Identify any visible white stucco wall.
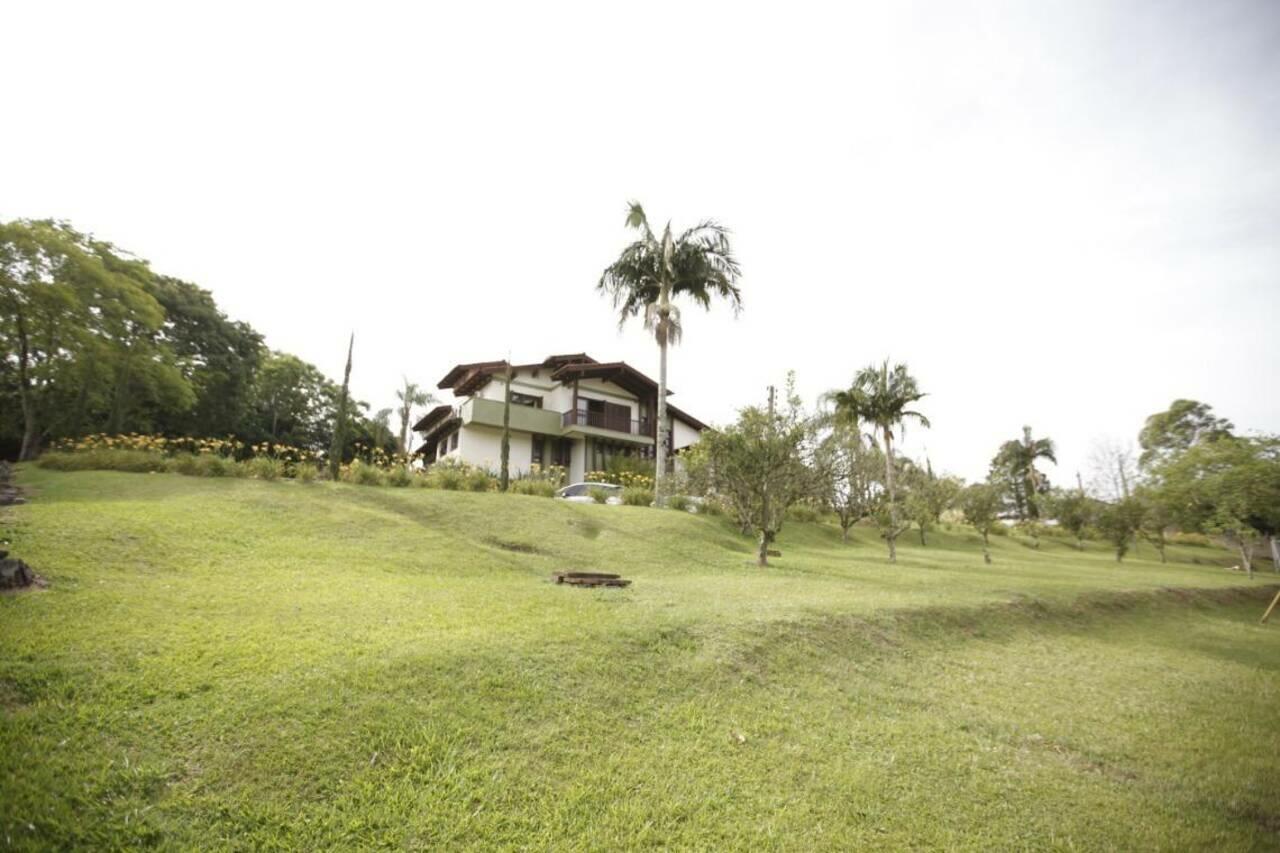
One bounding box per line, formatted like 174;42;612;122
671;416;702;451
456;425;533;475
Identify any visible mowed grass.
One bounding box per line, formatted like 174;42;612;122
2;468;1278;850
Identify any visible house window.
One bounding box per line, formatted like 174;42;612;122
511;392;542;408
449;431;459;451
552;438;572;468
531;434;545;466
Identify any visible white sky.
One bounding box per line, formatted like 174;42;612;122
3;0;1278;483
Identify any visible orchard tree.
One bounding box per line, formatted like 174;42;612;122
1096;497;1146;562
1152;436;1280;577
903;459;961;546
683;378;821;567
1134;485;1176;564
1044;488;1095;551
960;482;1002;564
815;422;883;543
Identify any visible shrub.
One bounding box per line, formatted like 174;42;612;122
622;486;654;506
666;494;692;512
466;467;494;492
167;453;203;476
343;460;385;486
294;464;319;483
1169;531;1211;548
511;479;557;498
386;466;413;488
701;496;727;517
431;465;465;491
247;456;285;481
588;487;611;504
39;448;170;474
196;454;237;478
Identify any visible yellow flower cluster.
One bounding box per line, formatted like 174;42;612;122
586;469;654;490
52;433;245;457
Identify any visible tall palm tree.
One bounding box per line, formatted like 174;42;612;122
395;379;435;457
598;201;742;497
825;361;930;562
995;426;1057;519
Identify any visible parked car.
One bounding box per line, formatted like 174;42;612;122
556;482;624;505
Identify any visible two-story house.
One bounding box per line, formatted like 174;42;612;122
412;353;707;482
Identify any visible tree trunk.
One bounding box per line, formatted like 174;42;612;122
16;313;41;461
841;524;850;544
499;363;512;491
1270;535;1279;573
1077;534;1085;551
919;525;926;546
757;530;770;567
884;427;897;563
1238;538;1254;578
328;334;354;480
654;289;670;502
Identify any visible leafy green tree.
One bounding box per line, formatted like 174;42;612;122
1138;399;1233;470
824;361;930;562
903;459;961;546
1134;485;1176;564
990;426;1056;521
1152;436;1280;576
0;220;192;457
395;379;434;456
145;275;264;438
815;422;883;543
1096;497;1145;562
1044;488;1096;551
683;378;821;567
253;352;340;448
959;482;1002;564
598;202;742;499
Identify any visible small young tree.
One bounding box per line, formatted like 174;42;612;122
1134;485;1174;563
684;378;821;567
1096;497;1145;562
1045;488;1095;551
960;482;1002;564
903;459;961;546
815;422;882;543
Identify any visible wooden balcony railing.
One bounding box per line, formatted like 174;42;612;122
562;407;654;437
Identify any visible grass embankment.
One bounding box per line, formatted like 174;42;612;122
2;468;1278;849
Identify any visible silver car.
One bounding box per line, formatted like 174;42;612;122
555;482;624;505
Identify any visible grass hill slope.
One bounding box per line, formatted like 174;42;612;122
2;469;1278;849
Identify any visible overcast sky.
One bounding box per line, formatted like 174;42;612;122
4;0;1278;482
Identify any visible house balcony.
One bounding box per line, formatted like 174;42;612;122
460;397;655;445
562;408;654;438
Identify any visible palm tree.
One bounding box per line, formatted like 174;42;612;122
825;361;930;562
993;426;1057;520
395;379;435;456
598;201;742;498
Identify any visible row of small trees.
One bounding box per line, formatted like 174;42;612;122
681;364;1279;570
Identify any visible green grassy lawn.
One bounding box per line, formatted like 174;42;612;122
3;468;1278;850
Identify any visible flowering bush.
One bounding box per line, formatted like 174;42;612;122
586;469;654;490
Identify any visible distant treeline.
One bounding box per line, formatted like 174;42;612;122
0;219;392;461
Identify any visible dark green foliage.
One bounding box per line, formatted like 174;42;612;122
1138;399;1233;470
